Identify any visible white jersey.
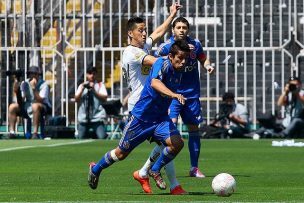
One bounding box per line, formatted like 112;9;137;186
122;37;153;111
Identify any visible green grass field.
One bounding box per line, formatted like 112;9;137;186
0;139;304;202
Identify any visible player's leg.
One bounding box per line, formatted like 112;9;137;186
133;144;161;193
88;116;155;190
164;159;187;195
149;120;184;190
88;147;124;189
181;98;205;178
138;144;162;178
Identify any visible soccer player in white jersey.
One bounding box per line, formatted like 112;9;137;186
121;3;186;195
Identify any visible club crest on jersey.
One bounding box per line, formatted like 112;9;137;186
123;141;130;149
190;51;196;59
141;66;151;75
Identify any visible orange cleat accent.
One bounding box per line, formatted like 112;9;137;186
170;185;188;195
133;170;152;193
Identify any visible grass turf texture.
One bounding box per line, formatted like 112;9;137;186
0;139;303;202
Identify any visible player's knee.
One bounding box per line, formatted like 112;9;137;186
114;148;129;160
171;137;184;153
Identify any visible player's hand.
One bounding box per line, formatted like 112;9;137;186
169;2;182;17
173;93;186;105
205;64;215;74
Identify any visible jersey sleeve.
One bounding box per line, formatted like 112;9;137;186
151;59;169;81
144;37;153;51
195;39;206;61
127;47;147;67
154;43;169;57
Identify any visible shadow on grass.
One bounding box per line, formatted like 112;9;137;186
178;174;251;178
131;191;214;196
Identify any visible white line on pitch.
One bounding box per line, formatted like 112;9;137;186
0;140;94;152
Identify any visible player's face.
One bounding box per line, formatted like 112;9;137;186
169;50;189;71
172;22;189;40
128;23;147;48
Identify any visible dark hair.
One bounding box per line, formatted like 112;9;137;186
127;17;144;31
222;92;235;101
172;17;190;29
169;40;190;56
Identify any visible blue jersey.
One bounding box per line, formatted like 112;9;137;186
155;36;206;99
131;57;182;123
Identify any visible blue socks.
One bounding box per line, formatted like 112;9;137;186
188;131;201;168
92;150;119;176
151;147;176;172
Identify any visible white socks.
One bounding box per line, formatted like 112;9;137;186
139;145;161;177
138;144;180;189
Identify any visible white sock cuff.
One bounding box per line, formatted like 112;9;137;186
110;149;119;161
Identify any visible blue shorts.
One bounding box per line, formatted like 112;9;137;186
169;98;203;125
118;115;180;152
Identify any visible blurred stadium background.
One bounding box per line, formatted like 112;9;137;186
0;0;302;136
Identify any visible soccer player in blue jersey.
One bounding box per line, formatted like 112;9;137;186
136;17;214;179
88;40;190;192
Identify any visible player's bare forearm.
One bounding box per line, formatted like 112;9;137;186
151;78;185;104
149;2;181;44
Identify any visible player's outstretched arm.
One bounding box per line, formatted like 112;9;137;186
151;78;186;105
149;2;182;44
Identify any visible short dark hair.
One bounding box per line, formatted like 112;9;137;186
222;92;235;101
172;17;190;29
169;40;190;56
127;17;144;31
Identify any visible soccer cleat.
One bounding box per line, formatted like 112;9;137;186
189;167;205;178
88;162;99;189
148;170;166;190
133;170;152;193
170;185;188;195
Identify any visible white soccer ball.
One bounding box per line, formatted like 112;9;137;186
212;173;236;197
